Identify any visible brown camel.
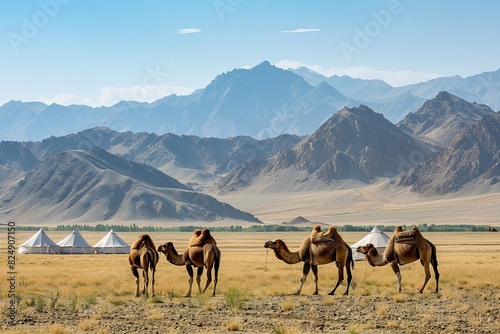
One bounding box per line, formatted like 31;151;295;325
356;226;439;293
158;229;220;297
128;234;159;297
264;225;354;295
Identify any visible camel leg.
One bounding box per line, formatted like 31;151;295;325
151;265;156;297
328;264;345;296
431;244;440;293
419;261;432;293
186;265;194;297
311;264;319;295
142;268;149;297
203;258;214;295
297;262;311;295
391;262;402;293
131;266;140;297
197;267;204;294
212;253;220;297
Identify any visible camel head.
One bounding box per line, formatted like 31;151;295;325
157;242;174;257
264;239;283;250
356;243;376;255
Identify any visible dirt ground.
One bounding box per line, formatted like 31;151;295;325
3;286;499;334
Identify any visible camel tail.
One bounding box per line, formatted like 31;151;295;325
430;241;438;268
346;243;355;270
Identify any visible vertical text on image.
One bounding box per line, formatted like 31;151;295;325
7;221;17;325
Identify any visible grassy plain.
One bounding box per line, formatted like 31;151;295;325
1;231;499;333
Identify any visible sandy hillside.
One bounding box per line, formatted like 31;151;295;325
218;180;500;227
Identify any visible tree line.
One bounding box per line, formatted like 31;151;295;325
5;223;495;232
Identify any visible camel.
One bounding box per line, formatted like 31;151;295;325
158;229;220;297
128;234;159;297
356;226;439;293
264;225;354;295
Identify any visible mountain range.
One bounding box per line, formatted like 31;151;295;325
1;75;499;224
1;61;499;141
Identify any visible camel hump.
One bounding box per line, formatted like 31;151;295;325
190;228;217;247
131;234;155;250
311;225;337;244
394;226;403;234
395;227;419;243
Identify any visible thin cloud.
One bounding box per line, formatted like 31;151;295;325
38;85;194;107
281;28;320;33
177;28;202;34
38;94;95;106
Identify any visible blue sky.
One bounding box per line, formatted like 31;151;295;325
1;0;499;107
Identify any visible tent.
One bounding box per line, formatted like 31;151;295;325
93;229;130;254
351;227;390;261
57;229;94;254
18;228;60;254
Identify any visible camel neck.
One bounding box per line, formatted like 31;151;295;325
274;245;302;264
167;246;185;266
368;253;388;266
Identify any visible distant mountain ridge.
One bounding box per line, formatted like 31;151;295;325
0;127;301;190
291;66;500;116
2;61;499;141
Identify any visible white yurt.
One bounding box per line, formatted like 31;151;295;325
18;228;60;254
57;229;94;254
93;229;130;254
351;227;390;261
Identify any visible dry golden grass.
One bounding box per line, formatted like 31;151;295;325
2;231;499;300
1;230;499;332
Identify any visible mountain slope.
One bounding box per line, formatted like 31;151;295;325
0;148;262;224
397;113;500;195
215;105;433;193
0;127;301;190
398;91;495;147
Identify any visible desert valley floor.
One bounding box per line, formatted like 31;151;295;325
1;183;500;333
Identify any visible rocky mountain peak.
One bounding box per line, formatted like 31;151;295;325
397;91;495;147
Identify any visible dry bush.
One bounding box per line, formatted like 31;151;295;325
79;319;98;331
386;320;398;328
322;296;334;305
393;293;407;303
273;324;299;334
377;302;388;316
49;324;72;334
96;328;110;334
149;309;163;320
280;297;295;311
422;313;434;322
224;317;242;331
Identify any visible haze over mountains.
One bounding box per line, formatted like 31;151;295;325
1;62;499;225
1;61;499;141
